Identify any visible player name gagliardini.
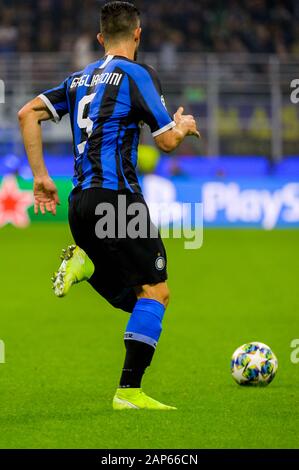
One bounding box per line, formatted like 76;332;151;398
70;72;123;88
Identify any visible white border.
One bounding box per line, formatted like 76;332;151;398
38;93;60;123
99;54;114;69
152;121;176;137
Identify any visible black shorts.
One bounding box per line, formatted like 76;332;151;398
68;188;167;313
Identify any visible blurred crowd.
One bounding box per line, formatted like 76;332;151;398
0;0;299;59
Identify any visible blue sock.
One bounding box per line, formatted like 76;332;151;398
120;298;166;388
125;298;166;348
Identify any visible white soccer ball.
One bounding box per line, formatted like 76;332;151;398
231;342;278;386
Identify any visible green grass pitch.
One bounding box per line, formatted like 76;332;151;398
0;224;298;449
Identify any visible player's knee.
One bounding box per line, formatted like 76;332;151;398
160;284;170;308
136;283;170;308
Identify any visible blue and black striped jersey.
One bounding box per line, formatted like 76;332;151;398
39;55;175;192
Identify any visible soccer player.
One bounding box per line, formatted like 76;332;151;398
18;1;200;410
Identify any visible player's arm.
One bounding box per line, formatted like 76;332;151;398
130;65;200;153
18;96;60;215
18;79;68;215
154;106;200;153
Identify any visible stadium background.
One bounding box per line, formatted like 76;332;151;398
0;0;299;449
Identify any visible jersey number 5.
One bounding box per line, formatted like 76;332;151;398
77;93;96;155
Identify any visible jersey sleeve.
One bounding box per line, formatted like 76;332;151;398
129;65;176;137
38;80;69;123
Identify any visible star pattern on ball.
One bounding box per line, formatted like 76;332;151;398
0;176;34;228
248;349;264;369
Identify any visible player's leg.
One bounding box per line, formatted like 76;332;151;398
120;282;169;388
52;188;138;310
52;189;97;297
135;281;170;306
112;193;176;410
52;244;95;297
113;281;176;410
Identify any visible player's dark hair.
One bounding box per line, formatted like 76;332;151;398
101;2;140;41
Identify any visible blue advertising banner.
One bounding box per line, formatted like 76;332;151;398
142;175;299;229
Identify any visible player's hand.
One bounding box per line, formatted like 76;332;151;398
33;175;60;215
174;106;200;138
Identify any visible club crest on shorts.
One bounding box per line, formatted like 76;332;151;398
155;256;165;271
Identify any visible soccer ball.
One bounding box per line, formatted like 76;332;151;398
231;342;278;386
